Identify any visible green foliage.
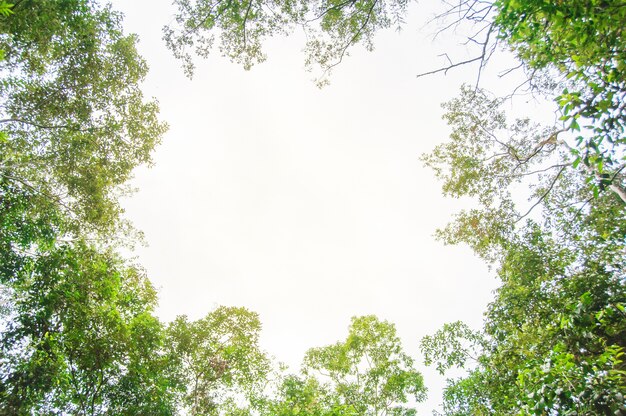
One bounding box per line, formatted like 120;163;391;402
301;0;410;86
0;0;167;235
3;0;624;414
164;0;410;85
296;315;426;416
263;374;351;416
423;85;625;262
422;211;626;414
0;1;12;60
166;306;271;415
422;86;561;260
0;1;11;16
0;120;176;414
421;4;626;407
0;241;176;415
492;0;626;194
420;322;484;376
164;0;296;76
422;85;626;412
0;2;175;413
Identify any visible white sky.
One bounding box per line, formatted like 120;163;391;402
114;1;502;413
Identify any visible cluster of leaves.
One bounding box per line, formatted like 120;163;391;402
420;0;626;199
494;0;626;180
163;0;300;76
0;1;175;413
419;1;626;410
0;3;279;414
0;171;179;413
0;0;168;235
418;37;626;413
265;316;426;416
166;307;271;415
164;0;411;85
422;209;626;414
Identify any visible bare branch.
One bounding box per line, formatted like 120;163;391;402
516;165;567;222
416;55;483;78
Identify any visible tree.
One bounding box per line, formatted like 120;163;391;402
166;306;271;415
493;0;626;184
421;85;581;260
263;374;350;416
0;2;173;413
0;124;177;416
419;75;625;416
0;238;177;415
291;315;427;416
419;88;626;413
0;0;167;236
421;212;626;415
421;0;626;200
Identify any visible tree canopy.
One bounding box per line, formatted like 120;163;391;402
264;316;426;416
166;307;271;415
165;0;626;196
164;0;412;85
1;0;624;414
0;0;167;235
0;1;171;413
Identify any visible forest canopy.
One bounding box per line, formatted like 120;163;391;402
1;0;625;414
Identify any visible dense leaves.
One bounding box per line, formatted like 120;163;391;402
417;1;626;413
494;0;626;178
0;0;167;234
0;1;174;413
300;316;426;415
166;307;271;415
421;56;626;416
262;316;426;416
0;238;175;415
422;213;626;414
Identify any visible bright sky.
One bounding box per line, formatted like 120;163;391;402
115;1;500;413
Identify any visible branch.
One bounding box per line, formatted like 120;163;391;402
416;55;483;78
516;166;566;222
0;118;85;131
559;140;626;204
318;0;378;80
242;0;254;49
474;24;495;88
498;63;524;78
608;181;626;204
0;171;74;214
188;0;225;33
306;0;356;23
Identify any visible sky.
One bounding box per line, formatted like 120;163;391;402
113;1;502;413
